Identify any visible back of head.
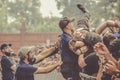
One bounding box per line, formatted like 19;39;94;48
84;32;102;46
109;39;120;59
103;33;116;48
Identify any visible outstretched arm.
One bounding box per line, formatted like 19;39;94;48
95;20;118;34
35;47;57;63
34;61;62;74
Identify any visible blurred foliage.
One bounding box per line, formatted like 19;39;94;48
116;0;120;17
56;0;118;28
0;0;119;33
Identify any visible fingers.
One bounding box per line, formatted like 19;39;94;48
105;60;116;70
107;60;116;66
94;42;110;56
58;61;63;66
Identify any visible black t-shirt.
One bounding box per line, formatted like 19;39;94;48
84;53;99;75
1;56;14;80
15;61;37;80
60;32;78;64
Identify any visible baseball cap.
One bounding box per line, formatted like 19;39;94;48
0;43;12;51
18;46;35;58
59;17;75;30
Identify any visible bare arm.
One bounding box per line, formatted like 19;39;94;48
96;63;103;80
10;57;17;71
69;40;87;55
34;61;62;74
75;46;88;55
95;20;117;34
35;47;56;63
10;64;16;71
74;41;85;47
78;54;87;68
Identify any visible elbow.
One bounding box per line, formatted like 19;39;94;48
106;20;114;27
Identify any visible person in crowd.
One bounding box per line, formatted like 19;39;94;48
94;39;120;80
0;43;16;80
95;17;120;35
71;19;102;76
15;46;62;80
59;17;82;80
26;45;58;65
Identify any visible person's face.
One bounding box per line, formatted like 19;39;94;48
28;50;35;59
66;22;74;31
78;30;88;39
2;46;13;56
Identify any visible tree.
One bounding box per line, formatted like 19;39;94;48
116;0;120;17
56;0;118;29
0;0;8;33
6;0;41;33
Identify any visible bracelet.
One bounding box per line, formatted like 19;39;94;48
79;48;83;54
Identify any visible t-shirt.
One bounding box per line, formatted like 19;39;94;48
84;53;99;75
1;56;14;80
60;32;78;64
15;61;37;80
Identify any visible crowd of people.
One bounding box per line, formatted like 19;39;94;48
59;16;120;80
0;4;120;80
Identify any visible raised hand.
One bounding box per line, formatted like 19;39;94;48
94;42;110;56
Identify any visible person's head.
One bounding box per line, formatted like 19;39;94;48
77;18;90;30
103;32;116;48
109;39;120;60
73;28;89;40
18;46;35;62
0;43;13;56
84;32;102;47
59;17;75;32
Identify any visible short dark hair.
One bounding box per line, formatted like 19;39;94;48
109;39;120;59
0;43;12;51
84;32;102;46
59;17;74;30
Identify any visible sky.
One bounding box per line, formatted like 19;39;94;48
40;0;62;18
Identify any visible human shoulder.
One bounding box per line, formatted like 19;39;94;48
16;63;37;75
18;62;37;70
1;56;9;61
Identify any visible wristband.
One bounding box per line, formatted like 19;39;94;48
79;48;83;54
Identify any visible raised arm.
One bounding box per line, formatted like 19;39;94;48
93;42;117;63
95;20;118;34
35;47;57;63
34;61;62;74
